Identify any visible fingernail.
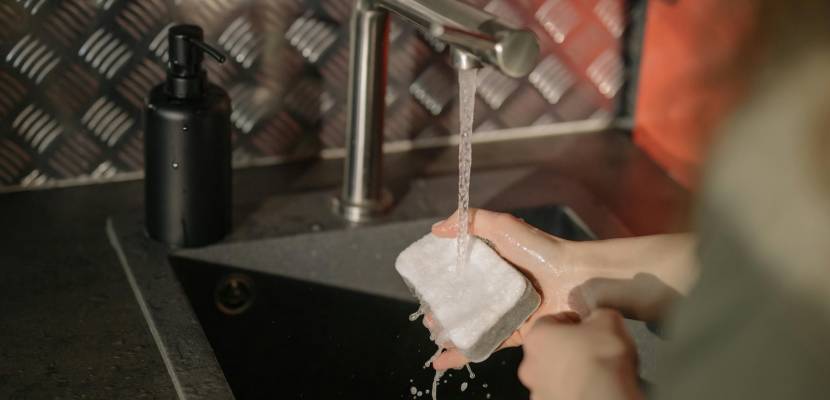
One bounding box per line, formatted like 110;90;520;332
432;220;446;229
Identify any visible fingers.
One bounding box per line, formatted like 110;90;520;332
577;274;681;323
576;278;660;321
517;357;536;391
423;313;436;330
525;312;580;342
583;309;636;351
519;313;588;394
432;209;528;241
433;349;468;370
583;308;625;330
524;312;583;353
520;309;640;400
500;330;524;349
573;277;629;314
427;329;524;372
550;311;582;324
432;209;564;278
430;330;525;371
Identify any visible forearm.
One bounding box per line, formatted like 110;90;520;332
572;233;698;293
565;233;698;321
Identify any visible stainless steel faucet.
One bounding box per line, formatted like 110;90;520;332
335;0;540;222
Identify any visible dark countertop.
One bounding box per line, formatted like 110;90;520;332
0;181;174;399
0;129;689;399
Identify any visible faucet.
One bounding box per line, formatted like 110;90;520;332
335;0;540;222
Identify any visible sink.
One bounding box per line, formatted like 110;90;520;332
167;206;605;399
105;132;682;399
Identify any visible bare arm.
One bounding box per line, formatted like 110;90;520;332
429;208;698;369
567;233;698;321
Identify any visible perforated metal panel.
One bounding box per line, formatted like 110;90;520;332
0;0;627;190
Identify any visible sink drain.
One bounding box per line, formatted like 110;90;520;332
214;273;255;315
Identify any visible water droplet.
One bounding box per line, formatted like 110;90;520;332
460;382;468;392
410;387;417;395
424;346;443;368
432;369;444;400
172;162;179;169
182;125;189;132
409;307;424;322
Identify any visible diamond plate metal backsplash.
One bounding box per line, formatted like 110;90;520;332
0;0;629;190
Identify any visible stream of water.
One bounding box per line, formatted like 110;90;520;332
455;68;477;272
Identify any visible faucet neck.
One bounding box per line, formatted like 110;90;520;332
336;0;539;222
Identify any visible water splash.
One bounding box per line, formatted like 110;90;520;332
424;346;444;369
432;370;445;400
455;68;477;272
409;306;424;322
465;363;476;379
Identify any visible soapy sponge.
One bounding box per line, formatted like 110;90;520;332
395;233;540;362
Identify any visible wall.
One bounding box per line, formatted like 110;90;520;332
0;0;630;190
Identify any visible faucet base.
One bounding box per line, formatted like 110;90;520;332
333;189;393;223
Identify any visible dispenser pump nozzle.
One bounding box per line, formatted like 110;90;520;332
166;24;225;99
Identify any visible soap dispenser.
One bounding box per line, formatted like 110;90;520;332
144;24;231;248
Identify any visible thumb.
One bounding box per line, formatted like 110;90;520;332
433;349;469;370
432;209;566;279
432;329;530;371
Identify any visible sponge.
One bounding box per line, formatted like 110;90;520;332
395;233;540;362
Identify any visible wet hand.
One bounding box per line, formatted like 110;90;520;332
519;309;642;400
429;208;592;370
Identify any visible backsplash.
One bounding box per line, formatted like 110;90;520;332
0;0;631;190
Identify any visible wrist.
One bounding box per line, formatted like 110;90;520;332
562;239;678;322
563;239;636;282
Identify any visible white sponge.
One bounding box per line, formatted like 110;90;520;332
395;233;540;362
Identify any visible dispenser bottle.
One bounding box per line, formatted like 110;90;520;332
144;24;231;247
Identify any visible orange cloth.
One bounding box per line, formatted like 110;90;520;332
634;0;759;189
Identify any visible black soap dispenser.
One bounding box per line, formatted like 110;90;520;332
144;24;231;248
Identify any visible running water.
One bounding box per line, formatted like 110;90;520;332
455;68;477;272
423;345;446;400
411;69;477;400
431;370;445;400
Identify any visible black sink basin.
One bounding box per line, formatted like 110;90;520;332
169;206;596;399
171;259;523;399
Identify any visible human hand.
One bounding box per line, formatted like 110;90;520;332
518;309;643;400
429;208;593;369
427;208;694;370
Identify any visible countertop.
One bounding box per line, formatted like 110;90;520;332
0;129;689;399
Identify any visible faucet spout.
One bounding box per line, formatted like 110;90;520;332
334;0;539;222
450;47;483;71
379;0;539;77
